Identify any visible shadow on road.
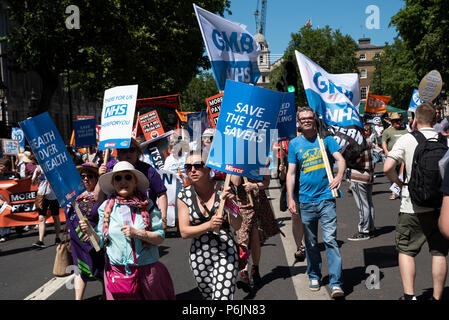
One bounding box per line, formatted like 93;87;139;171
242;265;307;300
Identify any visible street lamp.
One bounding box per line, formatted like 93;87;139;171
0;80;8;137
29;88;39;118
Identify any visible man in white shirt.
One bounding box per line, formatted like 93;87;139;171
384;102;449;300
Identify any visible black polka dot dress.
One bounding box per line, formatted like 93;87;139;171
178;181;239;300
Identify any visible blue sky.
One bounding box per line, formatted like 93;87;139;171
224;0;404;58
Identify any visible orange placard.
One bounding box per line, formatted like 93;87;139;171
205;93;223;129
0;178;66;227
365;92;390;114
139;110;166;141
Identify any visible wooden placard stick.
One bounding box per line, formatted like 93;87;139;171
280;143;285;167
243;177;254;207
317;133;339;198
103;148;110;165
213;173;231;235
72;200;101;252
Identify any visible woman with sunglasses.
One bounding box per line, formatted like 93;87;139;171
178;152;242;300
80;161;175;300
96;138;168;230
64;162;105;300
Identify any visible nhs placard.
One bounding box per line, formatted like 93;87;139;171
99;85;138;151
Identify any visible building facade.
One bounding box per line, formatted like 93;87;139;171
254;33;272;89
355;38;384;103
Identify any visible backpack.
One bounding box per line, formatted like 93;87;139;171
407;131;448;208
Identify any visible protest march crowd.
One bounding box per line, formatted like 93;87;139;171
1;5;449;302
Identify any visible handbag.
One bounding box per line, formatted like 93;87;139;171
53;228;73;277
35;194;45;211
106;210;140;295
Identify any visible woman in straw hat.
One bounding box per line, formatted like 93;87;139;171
80;161;174;300
64;162;105;300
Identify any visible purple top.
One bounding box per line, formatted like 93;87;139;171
107;158;167;204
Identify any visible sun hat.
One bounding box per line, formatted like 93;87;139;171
202;128;215;138
17;151;32;163
76;162;99;176
98;161;149;195
390;112;403;120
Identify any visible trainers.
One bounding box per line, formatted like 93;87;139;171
251;265;261;287
55;237;61;245
32;241;46;249
347;232;370;241
236;270;251;293
330;286;344;298
309;279;320;291
398;295;417;300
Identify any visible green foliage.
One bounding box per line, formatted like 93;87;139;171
1;0;230;114
390;0;449;87
370;38;419;109
181;72;219;112
269;25;358;106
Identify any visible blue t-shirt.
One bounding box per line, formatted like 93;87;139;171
288;134;341;203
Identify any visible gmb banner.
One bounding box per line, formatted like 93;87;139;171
99;85;138;150
295;50;362;129
364;92;390;126
193;4;261;91
206;80;282;181
19;112;85;208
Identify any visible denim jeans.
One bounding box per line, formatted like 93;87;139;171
300;199;342;288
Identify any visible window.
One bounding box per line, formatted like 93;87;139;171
259;55;264;64
360;68;367;79
361;87;368;100
262;76;266;83
374;53;380;59
260;43;264;50
359;53;366;60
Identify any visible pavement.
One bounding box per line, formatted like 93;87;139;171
1;163;449;300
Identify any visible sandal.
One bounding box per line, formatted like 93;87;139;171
294;246;306;262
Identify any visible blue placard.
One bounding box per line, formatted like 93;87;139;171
74;118;97;148
19;112;86;207
187;111;208;140
277;92;297;141
206;80;283;180
408;89;423;113
11;127;25;150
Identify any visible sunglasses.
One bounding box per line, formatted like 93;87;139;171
117;147;137;154
113;174;134;182
184;162;205;172
81;174;95;180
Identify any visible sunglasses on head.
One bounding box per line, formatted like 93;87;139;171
81;174;95;180
117;147;137;154
113;174;134;182
184;162;205;172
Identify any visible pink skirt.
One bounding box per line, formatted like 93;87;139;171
105;261;175;300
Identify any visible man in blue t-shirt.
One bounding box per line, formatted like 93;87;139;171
286;106;346;298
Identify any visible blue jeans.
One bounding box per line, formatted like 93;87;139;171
300;199;342;288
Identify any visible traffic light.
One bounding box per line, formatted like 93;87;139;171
283;56;298;93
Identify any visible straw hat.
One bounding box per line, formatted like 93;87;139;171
17;151;32;163
76;162;99;176
390;112;403;120
98;161;149;195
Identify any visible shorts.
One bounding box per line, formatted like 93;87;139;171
38;198;60;217
395;211;449;257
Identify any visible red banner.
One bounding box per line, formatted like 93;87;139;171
136;94;181;131
139;110;166;141
0;178;65;227
205;93;223;129
365;93;390;114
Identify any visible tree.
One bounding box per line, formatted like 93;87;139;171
268;25;358;107
390;0;449;88
181;71;219;112
1;0;230;115
370;38;420;109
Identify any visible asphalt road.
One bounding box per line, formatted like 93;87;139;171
1;163;448;300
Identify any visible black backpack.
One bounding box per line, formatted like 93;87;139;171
408;131;448;208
